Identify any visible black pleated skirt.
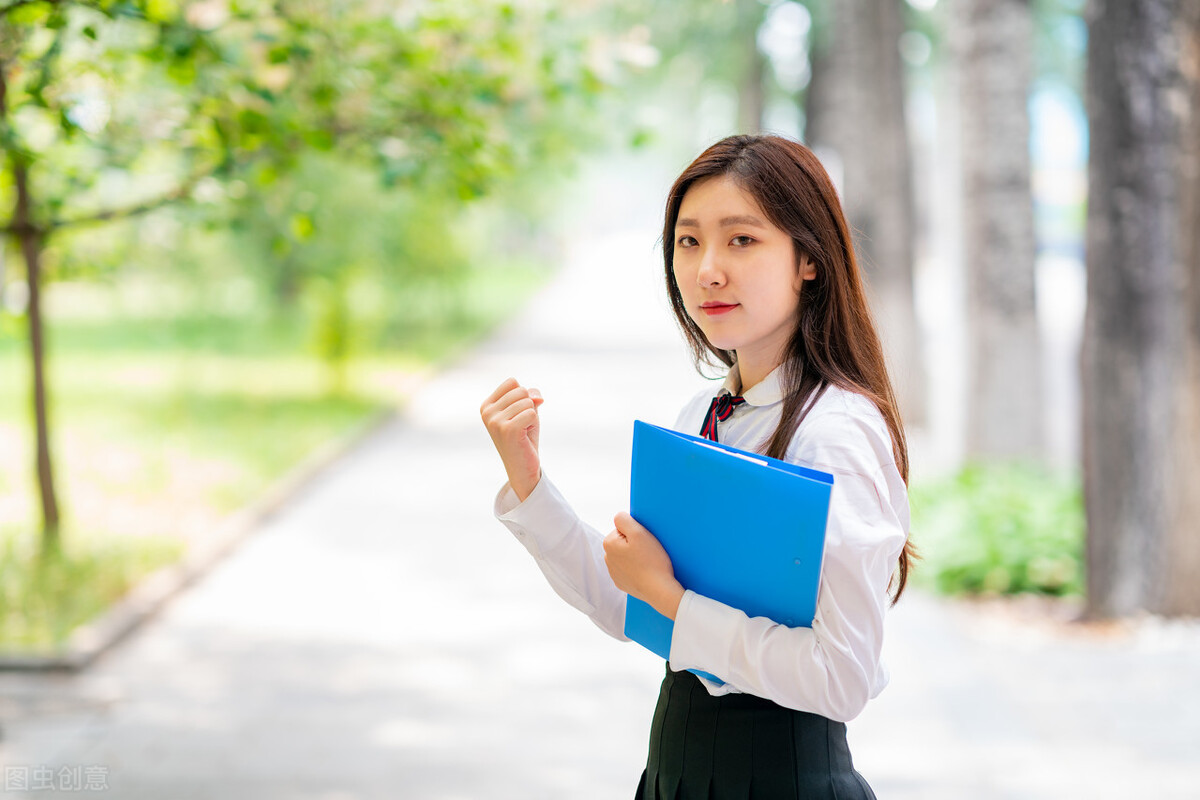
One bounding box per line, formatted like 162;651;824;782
635;667;876;800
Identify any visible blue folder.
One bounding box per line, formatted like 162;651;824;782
624;420;834;683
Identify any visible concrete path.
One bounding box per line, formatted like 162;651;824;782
3;212;1200;797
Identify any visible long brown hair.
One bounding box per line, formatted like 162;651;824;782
662;134;915;602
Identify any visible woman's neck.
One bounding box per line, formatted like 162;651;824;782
733;353;783;395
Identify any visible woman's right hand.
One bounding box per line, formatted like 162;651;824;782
480;378;545;502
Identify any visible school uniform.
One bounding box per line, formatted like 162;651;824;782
494;364;909;799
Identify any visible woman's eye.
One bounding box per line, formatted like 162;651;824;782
731;235;754;247
677;235;697;247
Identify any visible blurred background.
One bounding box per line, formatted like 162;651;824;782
0;0;1197;797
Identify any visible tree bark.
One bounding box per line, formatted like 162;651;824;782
804;0;926;425
2;54;61;547
15;173;59;548
955;0;1043;460
736;0;766;134
1168;1;1200;615
1083;0;1200;617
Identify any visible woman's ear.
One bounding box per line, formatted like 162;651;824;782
795;255;817;288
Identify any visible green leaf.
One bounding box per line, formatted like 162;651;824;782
289;213;314;241
237;108;270;135
58;108;79;137
106;2;143;19
254;164;280;187
630;128;655;149
6;2;52;25
166;59;197;84
303;129;334;151
144;0;180;24
312;84;337;109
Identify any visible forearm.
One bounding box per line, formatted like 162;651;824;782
508;468;541;503
665;485;902;721
668;591;878;722
645;581;685;621
494;474;630;641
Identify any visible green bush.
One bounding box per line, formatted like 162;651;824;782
910;463;1085;596
0;527;183;648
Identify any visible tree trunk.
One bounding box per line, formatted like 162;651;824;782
954;0;1043;461
1169;1;1200;616
1;61;60;548
1083;0;1200;618
736;0;766;134
12;161;60;549
804;0;926;425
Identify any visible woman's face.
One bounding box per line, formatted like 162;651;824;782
672;175;815;380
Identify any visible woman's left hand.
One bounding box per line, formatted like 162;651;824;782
603;512;685;621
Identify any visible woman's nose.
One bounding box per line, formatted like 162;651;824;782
696;248;725;287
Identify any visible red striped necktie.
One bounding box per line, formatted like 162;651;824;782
700;393;745;441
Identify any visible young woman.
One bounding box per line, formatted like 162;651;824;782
481;134;913;799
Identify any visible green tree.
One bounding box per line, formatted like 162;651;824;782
0;0;604;549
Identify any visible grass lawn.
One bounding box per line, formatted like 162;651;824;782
0;266;546;649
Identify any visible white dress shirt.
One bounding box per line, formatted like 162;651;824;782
493;364;909;722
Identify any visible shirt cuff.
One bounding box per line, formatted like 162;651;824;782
668;590;744;681
492;473;578;561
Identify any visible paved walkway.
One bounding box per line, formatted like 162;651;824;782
2;215;1199;798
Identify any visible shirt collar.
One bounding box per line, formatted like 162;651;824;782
720;363;785;407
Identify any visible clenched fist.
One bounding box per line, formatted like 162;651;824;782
603;512;685;621
480;378;545;502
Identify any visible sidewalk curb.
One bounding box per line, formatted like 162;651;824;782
0;405;402;673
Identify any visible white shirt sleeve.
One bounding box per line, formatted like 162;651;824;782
493;474;629;641
666;407;909;722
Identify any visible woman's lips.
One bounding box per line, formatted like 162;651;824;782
701;302;738;316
